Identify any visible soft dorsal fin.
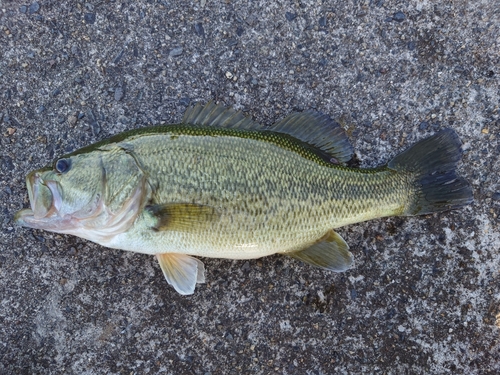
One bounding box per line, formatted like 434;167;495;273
271;111;354;164
182;102;262;130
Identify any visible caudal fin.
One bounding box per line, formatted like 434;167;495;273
388;129;473;215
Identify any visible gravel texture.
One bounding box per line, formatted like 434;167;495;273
1;1;499;374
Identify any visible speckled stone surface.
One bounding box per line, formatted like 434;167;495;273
0;1;499;374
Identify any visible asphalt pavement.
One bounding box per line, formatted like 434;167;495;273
0;1;499;374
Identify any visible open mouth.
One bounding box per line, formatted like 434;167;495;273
14;170;63;227
28;170;63;219
14;167;147;240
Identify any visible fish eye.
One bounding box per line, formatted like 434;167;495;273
55;158;71;174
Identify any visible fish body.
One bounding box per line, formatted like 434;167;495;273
15;103;473;294
96;126;407;258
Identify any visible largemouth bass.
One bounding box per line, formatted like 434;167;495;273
14;103;473;294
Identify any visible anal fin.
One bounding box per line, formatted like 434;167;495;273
157;253;206;295
288;230;353;272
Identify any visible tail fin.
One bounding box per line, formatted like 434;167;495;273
388;129;473;215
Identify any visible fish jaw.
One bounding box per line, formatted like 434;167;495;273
14;167;86;233
13;208;37;228
26;170;63;219
14;169;70;231
13;207;79;232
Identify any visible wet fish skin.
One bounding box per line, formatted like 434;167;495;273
14;103;473;294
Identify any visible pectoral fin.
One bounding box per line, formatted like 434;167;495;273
147;203;218;232
288;230;353;272
156;253;206;295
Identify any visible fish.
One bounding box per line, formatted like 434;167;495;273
14;102;473;295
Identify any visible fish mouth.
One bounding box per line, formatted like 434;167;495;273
14;170;63;228
14;168;147;241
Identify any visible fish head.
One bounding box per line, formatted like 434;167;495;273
15;146;148;241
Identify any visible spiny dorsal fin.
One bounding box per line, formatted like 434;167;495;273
147;203;219;232
156;253;205;295
183;103;353;164
271;111;354;164
182;102;262;130
287;230;354;271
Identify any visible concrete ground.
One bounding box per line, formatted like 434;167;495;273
1;0;499;374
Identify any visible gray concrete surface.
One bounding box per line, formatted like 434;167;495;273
1;0;499;374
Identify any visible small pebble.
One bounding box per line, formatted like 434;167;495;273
285;12;297;21
393;11;406;22
407;41;416;50
318;16;327;27
419;121;429;130
52;88;61;97
37;105;46;113
169;47;183;57
1;155;14;171
179;97;191;106
114;87;124;101
118;115;129;125
112;50;124;64
492;192;500;201
67;115;77;127
194;23;205;37
245;15;258;27
84;13;96;24
19;5;27;14
225;71;233;79
361;120;372;127
91;121;101;136
28;2;40;14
